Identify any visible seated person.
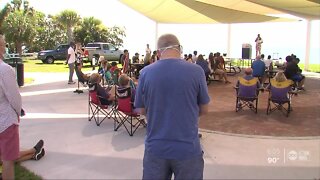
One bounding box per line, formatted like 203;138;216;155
150;51;158;63
251;55;266;84
236;68;261;88
132;53;140;63
75;63;90;82
89;73;115;105
263;54;273;70
99;60;112;83
97;56;107;72
186;54;193;63
216;52;225;69
266;71;294;103
284;56;305;90
211;53;231;83
196;54;211;79
110;61;120;74
117;74;139;113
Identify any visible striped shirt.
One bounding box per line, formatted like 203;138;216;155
0;60;21;133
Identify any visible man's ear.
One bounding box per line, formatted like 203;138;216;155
157;50;161;58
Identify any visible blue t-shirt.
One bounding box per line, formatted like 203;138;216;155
252;59;266;77
134;59;210;160
196;59;210;74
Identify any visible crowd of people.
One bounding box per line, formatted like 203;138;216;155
1;30;309;179
250;53;305;91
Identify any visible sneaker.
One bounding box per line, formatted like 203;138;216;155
33;139;44;155
34;148;45;161
68;81;76;84
292;88;298;93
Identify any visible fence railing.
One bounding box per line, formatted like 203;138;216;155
8;53;37;58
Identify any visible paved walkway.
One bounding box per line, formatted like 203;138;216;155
18;72;320;179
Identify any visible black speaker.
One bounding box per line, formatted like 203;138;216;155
242;47;251;59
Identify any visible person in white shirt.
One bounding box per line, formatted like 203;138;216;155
263;54;273;70
192;50;198;63
0;34;22;180
66;42;76;84
144;44;152;65
255;34;263;57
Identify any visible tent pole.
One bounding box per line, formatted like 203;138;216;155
155;22;159;49
227;24;231;57
304;20;311;71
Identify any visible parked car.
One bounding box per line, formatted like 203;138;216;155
84;42;124;65
37;44;69;64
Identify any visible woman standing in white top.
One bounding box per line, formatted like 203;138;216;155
255;34;263;57
144;44;151;65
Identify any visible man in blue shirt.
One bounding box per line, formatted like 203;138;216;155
251;55;266;84
135;34;210;179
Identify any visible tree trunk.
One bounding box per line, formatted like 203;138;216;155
15;41;22;56
67;26;74;43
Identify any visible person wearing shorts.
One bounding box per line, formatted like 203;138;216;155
0;34;22;179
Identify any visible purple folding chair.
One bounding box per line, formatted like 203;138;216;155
267;79;295;117
235;77;260;113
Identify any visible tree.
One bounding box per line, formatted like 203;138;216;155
31;13;67;51
0;3;11;32
74;17;126;47
106;26;126;48
56;10;80;43
74;17;102;45
1;0;36;55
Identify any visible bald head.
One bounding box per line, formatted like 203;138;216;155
256;55;261;60
157;34;180;50
244;68;253;75
157;34;182;59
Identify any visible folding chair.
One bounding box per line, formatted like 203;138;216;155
114;87;146;136
88;83;116;126
74;65;89;94
235;77;260;113
267;79;296;117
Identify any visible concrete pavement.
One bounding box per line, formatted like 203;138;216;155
18;73;320;179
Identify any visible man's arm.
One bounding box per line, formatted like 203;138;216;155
199;104;208;117
137;108;146;115
2;67;22;116
66;54;71;64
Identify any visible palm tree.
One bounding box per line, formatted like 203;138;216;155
1;0;36;55
56;10;80;43
0;3;11;33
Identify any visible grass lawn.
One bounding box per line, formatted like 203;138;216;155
24;77;34;84
298;64;320;73
229;59;320;73
15;164;42;180
22;57;123;73
0;164;41;180
22;58;93;73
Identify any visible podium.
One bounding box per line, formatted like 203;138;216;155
242;43;252;59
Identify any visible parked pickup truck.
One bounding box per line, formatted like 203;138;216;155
84;42;124;65
37;44;69;64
